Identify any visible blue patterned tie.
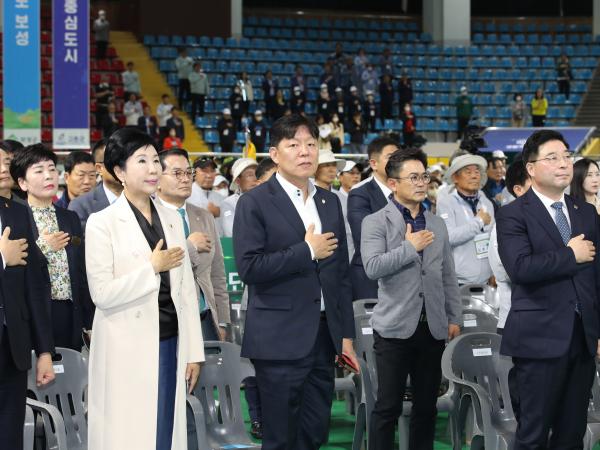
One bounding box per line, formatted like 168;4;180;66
551;202;571;245
552;202;580;313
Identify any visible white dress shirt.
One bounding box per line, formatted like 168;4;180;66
221;193;241;238
276;173;325;311
156;197;189;229
374;175;392;200
102;182;118;205
531;186;571;228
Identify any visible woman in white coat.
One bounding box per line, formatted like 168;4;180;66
85;127;204;450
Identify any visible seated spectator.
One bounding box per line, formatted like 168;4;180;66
482;156;507;212
400;103;417;147
379;74;394;120
363;91;378;132
68;139;123;232
55;151;96;209
137;105;159;140
511;93;527;127
272;89;288;120
314;149;345;191
255;157;277;183
531;88;548;127
212;174;230;199
570;158;600;214
166;106;185;141
217;108;236;153
290;86;306;115
123;93;142;126
157;93;174;141
11;144;93;350
221;158;258;237
348;111;367;153
249;110;268;153
122;61;141;99
189;62;210;121
436;154;495;285
163;128;183;150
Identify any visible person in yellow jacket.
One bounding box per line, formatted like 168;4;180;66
530;88;548;127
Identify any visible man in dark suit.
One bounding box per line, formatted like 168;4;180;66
497;130;600;450
0;199;55;448
69;140;123;232
347;136;399;300
137;105;159;140
233;114;358;450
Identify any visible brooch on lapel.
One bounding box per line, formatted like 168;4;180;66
574;204;579;209
321;199;326;204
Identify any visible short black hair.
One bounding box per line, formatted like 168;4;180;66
256;157;277;180
91;138;107;162
10;143;57;183
522;129;569;163
0;139;24;154
64;151;94;174
487;156;504;169
104;127;156;180
159;148;189;170
570;158;599;203
505;154;530;197
385;147;428;179
367;136;399;160
269;114;318;149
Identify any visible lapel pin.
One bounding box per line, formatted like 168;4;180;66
574;204;578;209
322;199;326;204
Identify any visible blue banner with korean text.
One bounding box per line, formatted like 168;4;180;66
53;0;90;149
2;0;41;145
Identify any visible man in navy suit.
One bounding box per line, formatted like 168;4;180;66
347;136;399;300
233;114;358;450
497;130;600;449
0;198;56;449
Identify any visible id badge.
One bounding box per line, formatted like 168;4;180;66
474;233;490;259
256;130;262;136
223;129;229;136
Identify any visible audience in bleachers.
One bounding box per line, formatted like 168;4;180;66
248;110;268;152
138;105;160;139
189;62;210;121
166;107;185;141
157;93;175;140
556;53;573;100
93;10;110;59
122;61;142;100
261;69;278;119
510;92;527;127
123;93;144;126
101;102;121;138
175;47;194;110
217;108;236;152
531;87;549;126
455;86;474;138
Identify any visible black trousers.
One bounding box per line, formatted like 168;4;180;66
369;324;445;450
558;80;571;99
532;115;546;127
512;314;595;450
51;300;78;350
457;117;470;139
178;79;191;109
96;40;108;59
190;94;206;119
252;316;336;450
0;327;27;450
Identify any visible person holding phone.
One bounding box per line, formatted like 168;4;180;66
85;128;204;450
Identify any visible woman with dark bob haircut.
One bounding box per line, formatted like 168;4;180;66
85;127;204;450
570;157;600;214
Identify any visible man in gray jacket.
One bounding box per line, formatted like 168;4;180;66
361;148;462;450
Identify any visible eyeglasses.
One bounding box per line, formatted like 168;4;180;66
390;173;431;185
529;153;575;166
167;169;194;181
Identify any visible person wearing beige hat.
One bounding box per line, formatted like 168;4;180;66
221;158;258;237
436;154;495;285
334;160;362;261
314;149;345;191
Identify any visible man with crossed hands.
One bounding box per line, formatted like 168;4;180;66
233;114;356;450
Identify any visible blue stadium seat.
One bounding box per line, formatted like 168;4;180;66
204;131;219;144
144;35;156;46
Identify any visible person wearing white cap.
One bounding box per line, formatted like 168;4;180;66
290;85;306;115
217;108;236;152
93;9;110;59
221;158;258;237
334;160;362;261
455;86;474;140
436;154;495;285
212;174;230;198
363;90;378;132
317;84;335;122
249;110;268;152
334;87;346;122
314;149;345;191
347;85;363;118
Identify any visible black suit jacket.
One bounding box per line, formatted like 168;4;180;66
497;189;600;359
29;206;94;348
232;175;355;360
137;115;159;139
1;200;54;371
347;178;388;299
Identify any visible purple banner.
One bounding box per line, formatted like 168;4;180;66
53;0;89;149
